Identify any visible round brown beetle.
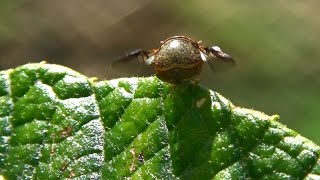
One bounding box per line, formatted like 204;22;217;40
115;36;235;84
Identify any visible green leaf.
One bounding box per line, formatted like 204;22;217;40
0;63;319;179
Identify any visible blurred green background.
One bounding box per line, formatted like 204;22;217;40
0;0;319;143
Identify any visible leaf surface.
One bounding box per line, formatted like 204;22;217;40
0;63;319;179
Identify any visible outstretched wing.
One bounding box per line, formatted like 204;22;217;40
110;49;156;77
202;46;236;72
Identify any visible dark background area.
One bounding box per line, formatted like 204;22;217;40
0;0;319;143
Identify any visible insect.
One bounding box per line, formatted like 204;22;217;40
114;36;235;84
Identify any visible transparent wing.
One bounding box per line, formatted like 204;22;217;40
202;46;236;73
110;49;155;78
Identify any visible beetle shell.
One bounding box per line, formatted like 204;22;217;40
152;36;203;83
